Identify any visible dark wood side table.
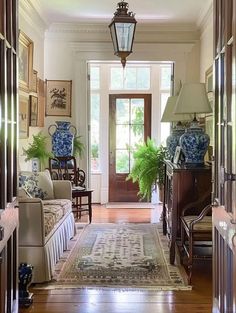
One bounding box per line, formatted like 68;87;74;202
163;160;212;265
72;189;93;223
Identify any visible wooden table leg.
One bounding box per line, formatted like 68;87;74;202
88;192;92;223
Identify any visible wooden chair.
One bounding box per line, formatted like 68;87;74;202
180;191;212;284
48;156;85;187
48;156;93;223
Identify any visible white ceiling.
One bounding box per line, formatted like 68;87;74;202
31;0;212;26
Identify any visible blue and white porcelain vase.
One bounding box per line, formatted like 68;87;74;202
179;122;210;164
49;121;76;157
166;127;185;160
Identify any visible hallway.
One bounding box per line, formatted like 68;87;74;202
20;205;212;313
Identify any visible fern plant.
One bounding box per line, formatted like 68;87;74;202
127;138;167;201
73;135;85;158
23;132;52;168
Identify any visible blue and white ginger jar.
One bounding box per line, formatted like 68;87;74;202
180;125;210;164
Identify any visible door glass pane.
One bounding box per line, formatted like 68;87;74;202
131;125;144;149
116;150;129;173
130;150;135;170
131;99;144;124
116;99;129;124
116;125;129;149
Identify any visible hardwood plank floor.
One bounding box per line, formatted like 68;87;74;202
20;204;212;313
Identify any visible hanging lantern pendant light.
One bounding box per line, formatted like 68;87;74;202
109;0;137;68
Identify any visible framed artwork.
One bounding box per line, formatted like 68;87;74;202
30;95;38;127
173;146;182;164
31;69;38;93
19;31;34;92
37;78;46;127
205;65;214;161
19;94;29;139
46;80;72;116
205;65;213;108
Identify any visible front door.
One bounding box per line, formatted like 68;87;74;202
109;94;151;202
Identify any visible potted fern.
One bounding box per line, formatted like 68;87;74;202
23;132;52;171
73;135;85;158
127;138;167;202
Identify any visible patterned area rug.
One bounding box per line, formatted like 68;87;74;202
37;223;191;291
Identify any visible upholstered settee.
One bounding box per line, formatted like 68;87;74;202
18;171;75;283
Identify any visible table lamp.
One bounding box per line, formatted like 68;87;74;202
174;83;212;164
161;95;192;159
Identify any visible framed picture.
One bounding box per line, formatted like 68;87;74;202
173;146;182;164
31;69;38;93
19;94;29;139
37;78;45;127
205;66;213;108
205;65;214;161
19;31;34;92
46;80;72;116
30;95;38;127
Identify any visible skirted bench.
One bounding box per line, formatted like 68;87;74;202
18;171;76;283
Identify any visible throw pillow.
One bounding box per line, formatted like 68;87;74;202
19;170;54;200
17;187;32;199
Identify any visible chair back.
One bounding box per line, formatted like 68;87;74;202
48;156;85;187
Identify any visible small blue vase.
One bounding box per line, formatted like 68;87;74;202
49;121;76;157
180;123;210;164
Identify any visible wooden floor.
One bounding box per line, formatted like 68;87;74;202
20;204;212;313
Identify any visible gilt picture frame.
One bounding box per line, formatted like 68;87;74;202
19;94;29;139
46;80;72;116
173;146;182;164
31;69;38;93
30;95;38;127
19;31;34;92
37;78;46;127
205;65;214;161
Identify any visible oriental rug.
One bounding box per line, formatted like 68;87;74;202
37;223;191;291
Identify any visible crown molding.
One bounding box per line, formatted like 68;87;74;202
197;1;213;33
47;22;198;34
45;22;199;45
19;0;48;37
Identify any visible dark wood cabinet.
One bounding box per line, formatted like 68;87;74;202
163;160;212;264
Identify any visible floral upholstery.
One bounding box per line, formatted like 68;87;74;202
42;199;71;215
19;170;54;200
43;199;71;237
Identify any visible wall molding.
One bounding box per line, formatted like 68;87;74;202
197;1;213;34
45;22;199;44
19;0;48;38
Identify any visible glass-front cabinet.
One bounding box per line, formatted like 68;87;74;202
213;0;236;312
0;0;19;312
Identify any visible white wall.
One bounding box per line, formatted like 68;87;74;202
18;1;47;171
199;9;214;81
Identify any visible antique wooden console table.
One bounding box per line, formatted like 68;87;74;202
162;160;212;264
